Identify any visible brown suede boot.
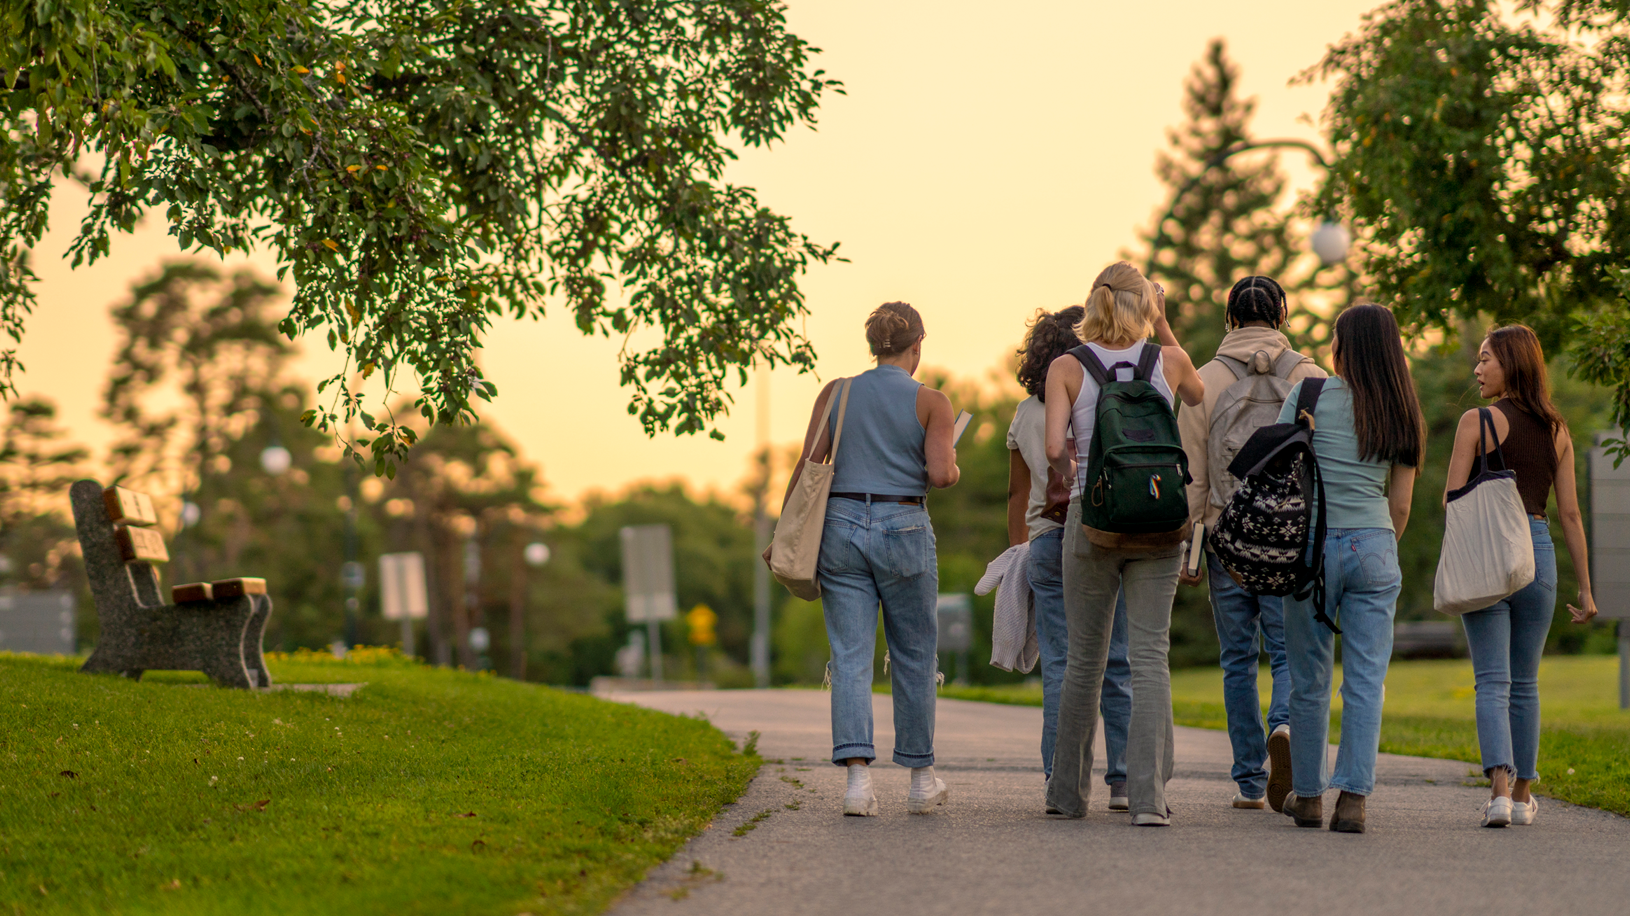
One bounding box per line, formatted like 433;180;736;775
1283;792;1323;828
1330;791;1366;834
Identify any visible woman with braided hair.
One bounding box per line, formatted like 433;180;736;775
1175;276;1326;813
776;301;961;817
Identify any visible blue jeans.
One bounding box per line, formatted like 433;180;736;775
1461;519;1556;781
1207;549;1290;798
818;497;939;767
1283;528;1401;797
1030;528;1131;782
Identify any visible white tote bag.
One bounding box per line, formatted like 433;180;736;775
1434;408;1536;615
769;379;852;600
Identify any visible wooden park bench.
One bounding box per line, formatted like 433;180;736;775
69;480;273;689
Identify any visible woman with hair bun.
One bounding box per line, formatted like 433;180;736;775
1042;262;1204;826
1445;324;1597;828
777;301;961;817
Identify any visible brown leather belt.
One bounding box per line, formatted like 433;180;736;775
830;492;924;505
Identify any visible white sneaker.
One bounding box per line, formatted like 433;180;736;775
907;777;949;813
1482;796;1513;828
1511;795;1539;826
1231;792;1267;809
1131;811;1171;826
844;786;879;816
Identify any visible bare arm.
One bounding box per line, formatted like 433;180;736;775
918;387;960;489
1442;409;1485;504
1045;355;1082;484
1007;449;1030;547
1553;431;1597;622
1388;464;1415;539
777;380;838;511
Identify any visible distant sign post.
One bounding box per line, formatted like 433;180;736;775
621;524;677;683
1589;446;1630;709
379;552;429;659
937;594;972;686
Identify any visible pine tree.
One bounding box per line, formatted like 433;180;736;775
1139;40;1346;362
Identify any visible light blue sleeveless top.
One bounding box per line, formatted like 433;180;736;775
828;365;927;496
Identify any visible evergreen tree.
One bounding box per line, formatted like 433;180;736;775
1140;40;1347;362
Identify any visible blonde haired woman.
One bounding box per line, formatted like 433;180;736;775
1042;262;1204;825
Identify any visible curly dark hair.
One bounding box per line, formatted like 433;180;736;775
1015;305;1085;400
1226;276;1288;329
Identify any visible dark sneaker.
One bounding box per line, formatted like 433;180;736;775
1283;792;1323;828
1266;724;1293;813
1108;781;1129;811
1330;791;1366;834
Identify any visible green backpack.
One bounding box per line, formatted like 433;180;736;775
1071;343;1192;543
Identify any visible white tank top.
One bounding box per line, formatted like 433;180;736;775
1070;342;1175;492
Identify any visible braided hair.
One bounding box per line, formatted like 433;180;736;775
1226;276;1288;330
1015;305;1086;400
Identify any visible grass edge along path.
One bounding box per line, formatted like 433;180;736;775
0;650;758;916
939;656;1630;817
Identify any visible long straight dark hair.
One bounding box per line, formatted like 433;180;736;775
1332;304;1426;466
1485;324;1566;439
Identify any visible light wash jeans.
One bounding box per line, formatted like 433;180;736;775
1045;502;1181;819
1207;549;1291;798
1030;527;1131;782
818;497;938;767
1461;519;1557;781
1283;528;1401;798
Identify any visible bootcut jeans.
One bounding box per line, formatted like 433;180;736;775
1206;549;1291;799
818;496;939;767
1045;501;1181;819
1461;519;1557;781
1029;527;1131;782
1283;527;1401;798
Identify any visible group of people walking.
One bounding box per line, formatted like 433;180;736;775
772;260;1598;833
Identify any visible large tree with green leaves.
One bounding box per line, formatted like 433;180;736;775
1307;0;1630;452
1;0;840;473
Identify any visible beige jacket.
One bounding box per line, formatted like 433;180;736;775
1179;327;1327;529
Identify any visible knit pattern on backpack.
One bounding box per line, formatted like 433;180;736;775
1210;450;1315;595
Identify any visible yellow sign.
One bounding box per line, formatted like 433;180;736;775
685;604;718;647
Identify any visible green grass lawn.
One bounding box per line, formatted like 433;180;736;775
0;649;757;916
941;656;1630;816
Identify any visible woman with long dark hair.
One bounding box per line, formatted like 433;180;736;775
1277;303;1424;834
1007;306;1133;807
1444;324;1597;828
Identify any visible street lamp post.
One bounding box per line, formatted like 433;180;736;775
1145;138;1350;280
513;540;550;681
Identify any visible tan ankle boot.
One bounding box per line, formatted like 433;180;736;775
1330;791;1366;833
1283;792;1323;828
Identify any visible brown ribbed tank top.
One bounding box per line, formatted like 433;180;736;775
1479;399;1558;517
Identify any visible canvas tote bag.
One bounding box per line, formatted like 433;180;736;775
770;378;853;600
1434;408;1536;615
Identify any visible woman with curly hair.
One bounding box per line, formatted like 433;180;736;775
1008;305;1133;809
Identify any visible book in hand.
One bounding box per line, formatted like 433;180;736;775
951;410;973;446
1182;521;1205;578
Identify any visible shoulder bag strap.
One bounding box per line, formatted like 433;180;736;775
808;379;844;465
1069;345;1111;386
826;378;854;465
1476;406;1504;477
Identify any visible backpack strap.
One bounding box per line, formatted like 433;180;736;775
1069;345;1112;386
1272;349;1309;380
1134;341;1162;383
1293;377;1327;429
1213;354;1249;381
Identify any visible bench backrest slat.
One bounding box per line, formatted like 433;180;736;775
116;526;170;563
103;487;159;527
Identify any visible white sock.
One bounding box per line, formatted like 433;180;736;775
847;763;872;794
910;765;936;793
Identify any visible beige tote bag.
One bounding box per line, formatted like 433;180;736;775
770;379;853;600
1434;408;1536;615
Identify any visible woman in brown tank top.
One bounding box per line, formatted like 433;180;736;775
1443;324;1597;829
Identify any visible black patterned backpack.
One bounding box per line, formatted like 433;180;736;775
1208;378;1339;632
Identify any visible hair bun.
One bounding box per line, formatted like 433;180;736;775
865;302;925;356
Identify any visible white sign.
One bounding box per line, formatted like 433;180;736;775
1590;446;1630;620
620;524;677;623
379;552;429;621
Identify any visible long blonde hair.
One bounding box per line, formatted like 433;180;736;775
1074;262;1158;345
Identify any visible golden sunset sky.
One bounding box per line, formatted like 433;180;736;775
16;0;1387;504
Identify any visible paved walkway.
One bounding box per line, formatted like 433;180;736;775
603;689;1630;916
